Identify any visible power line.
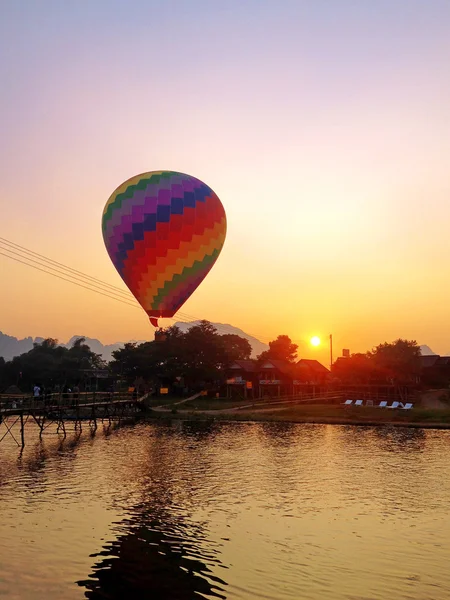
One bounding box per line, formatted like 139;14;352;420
0;250;140;309
0;236;272;344
0;249;201;331
174;310;273;344
0;239;198;327
0;243;138;301
0;240;273;342
0;236;131;298
174;305;273;343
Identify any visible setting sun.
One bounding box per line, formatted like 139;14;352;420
310;336;321;347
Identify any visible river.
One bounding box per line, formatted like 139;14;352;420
0;420;449;599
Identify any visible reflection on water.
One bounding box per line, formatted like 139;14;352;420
0;421;450;599
79;506;226;599
79;422;227;599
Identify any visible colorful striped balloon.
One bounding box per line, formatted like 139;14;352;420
102;171;227;327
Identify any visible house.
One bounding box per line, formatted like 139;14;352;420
419;355;440;369
227;357;331;398
420;355;450;387
226;360;258;398
294;359;330;385
257;359;295;397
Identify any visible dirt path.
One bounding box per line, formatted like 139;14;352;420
152;392;203;412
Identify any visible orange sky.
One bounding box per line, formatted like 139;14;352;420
1;1;450;364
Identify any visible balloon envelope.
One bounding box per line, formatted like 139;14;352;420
102;171;226;325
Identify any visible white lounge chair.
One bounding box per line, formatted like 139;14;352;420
354;400;363;407
378;401;388;408
342;399;353;406
387;401;401;409
401;403;413;410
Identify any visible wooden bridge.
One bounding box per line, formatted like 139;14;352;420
0;391;148;447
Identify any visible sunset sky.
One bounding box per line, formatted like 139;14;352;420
1;0;450;363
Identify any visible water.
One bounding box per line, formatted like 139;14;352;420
0;420;449;599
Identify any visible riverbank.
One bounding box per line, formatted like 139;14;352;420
147;402;450;430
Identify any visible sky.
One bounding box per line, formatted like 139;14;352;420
1;0;450;364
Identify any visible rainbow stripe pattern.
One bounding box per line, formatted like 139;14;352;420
102;171;227;323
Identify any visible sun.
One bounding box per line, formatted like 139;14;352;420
310;336;321;347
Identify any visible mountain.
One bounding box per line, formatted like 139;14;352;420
420;345;438;356
0;332;39;361
2;330;443;362
0;323;268;362
2;330;442;363
173;321;268;358
66;336;146;361
0;331;145;362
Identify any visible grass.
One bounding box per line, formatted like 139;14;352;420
146;401;450;429
144;395;183;408
177;396;250;411
233;405;450;427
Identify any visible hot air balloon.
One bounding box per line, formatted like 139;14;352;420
102;171;227;327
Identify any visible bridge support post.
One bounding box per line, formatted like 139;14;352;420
75;403;82;432
90;406;97;431
20;412;25;447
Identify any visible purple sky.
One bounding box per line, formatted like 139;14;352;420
1;0;450;360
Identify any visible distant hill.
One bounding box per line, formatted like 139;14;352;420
420;345;438;356
0;323;269;361
0;332;41;361
1;331;444;363
66;336;145;361
0;331;145;362
173;321;268;358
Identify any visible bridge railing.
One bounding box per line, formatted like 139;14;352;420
0;391;140;412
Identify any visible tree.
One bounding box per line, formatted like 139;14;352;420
110;342;152;382
8;338;65;389
332;353;375;383
257;335;298;363
220;334;252;362
60;337;106;385
0;337;106;391
332;339;421;390
0;356;5;390
181;321;227;385
108;320;254;390
370;339;421;384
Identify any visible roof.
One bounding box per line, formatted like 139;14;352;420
297;359;330;374
259;359;296;376
420;355;440;368
2;385;23;395
229;360;257;372
435;356;450;366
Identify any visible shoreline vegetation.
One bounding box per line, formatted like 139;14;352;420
3;329;450;432
145;398;450;430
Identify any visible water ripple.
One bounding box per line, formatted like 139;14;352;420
0;421;450;599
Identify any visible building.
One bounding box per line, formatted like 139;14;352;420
257;359;295;397
226;360;257;398
227;357;331;399
295;359;330;384
420;355;450;387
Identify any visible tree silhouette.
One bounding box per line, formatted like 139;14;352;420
370;339;421;384
0;337;105;391
257;335;298;363
109;321;252;390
